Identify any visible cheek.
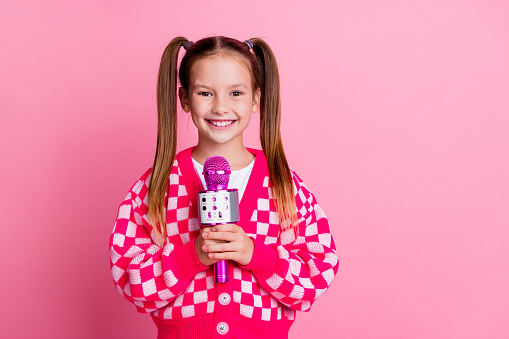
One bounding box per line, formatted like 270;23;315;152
190;99;209;114
235;97;254;109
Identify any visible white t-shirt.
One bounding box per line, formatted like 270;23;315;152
192;157;255;202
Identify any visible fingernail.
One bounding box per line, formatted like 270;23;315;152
202;246;207;251
212;227;217;232
203;232;208;238
209;253;214;258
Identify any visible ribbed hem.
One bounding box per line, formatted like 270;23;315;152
152;313;293;339
239;237;278;279
165;239;209;283
153;314;213;339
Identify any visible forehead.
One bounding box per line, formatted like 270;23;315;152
189;55;253;87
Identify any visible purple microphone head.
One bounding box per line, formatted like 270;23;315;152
203;156;231;190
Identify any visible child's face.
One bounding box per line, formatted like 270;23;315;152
179;55;260;150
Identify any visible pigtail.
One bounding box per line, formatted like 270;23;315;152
148;37;189;246
250;38;299;237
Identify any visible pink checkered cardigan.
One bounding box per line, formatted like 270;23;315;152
110;147;339;339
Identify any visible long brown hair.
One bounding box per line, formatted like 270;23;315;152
148;36;297;245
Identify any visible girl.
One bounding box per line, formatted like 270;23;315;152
110;36;339;339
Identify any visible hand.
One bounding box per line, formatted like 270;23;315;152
201;224;254;266
194;226;226;266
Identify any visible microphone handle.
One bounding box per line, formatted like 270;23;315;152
213;219;230;283
215;256;229;283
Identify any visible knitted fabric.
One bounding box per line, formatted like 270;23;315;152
110;147;339;339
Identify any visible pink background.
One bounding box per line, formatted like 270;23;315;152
1;1;508;338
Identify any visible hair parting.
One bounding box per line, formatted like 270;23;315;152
148;36;298;246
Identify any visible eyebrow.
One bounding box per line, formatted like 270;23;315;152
194;84;212;90
194;83;248;89
229;83;248;89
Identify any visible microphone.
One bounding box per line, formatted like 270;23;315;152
198;156;240;283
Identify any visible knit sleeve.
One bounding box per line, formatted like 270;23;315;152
239;171;339;312
109;169;208;313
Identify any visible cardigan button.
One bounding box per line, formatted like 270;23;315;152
218;293;231;306
217;322;229;335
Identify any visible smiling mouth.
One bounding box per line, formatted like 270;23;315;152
208;120;236;127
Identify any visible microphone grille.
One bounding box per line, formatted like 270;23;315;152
203;156;231;190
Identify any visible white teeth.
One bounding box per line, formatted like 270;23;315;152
210;120;234;127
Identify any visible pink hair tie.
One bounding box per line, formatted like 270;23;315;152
243;39;253;50
184;41;193;50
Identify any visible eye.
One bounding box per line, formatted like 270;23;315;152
198;92;212;97
231;91;243;96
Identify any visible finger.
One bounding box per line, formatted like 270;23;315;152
208;251;237;261
203;230;236;242
203;238;228;246
201;227;214;239
211;224;239;233
203;242;240;253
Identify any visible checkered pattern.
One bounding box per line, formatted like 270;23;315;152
158;269;216;319
110;148;338;325
110;159;213;316
241;171;338;314
231;264;289;321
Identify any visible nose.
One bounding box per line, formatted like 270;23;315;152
212;95;229;115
